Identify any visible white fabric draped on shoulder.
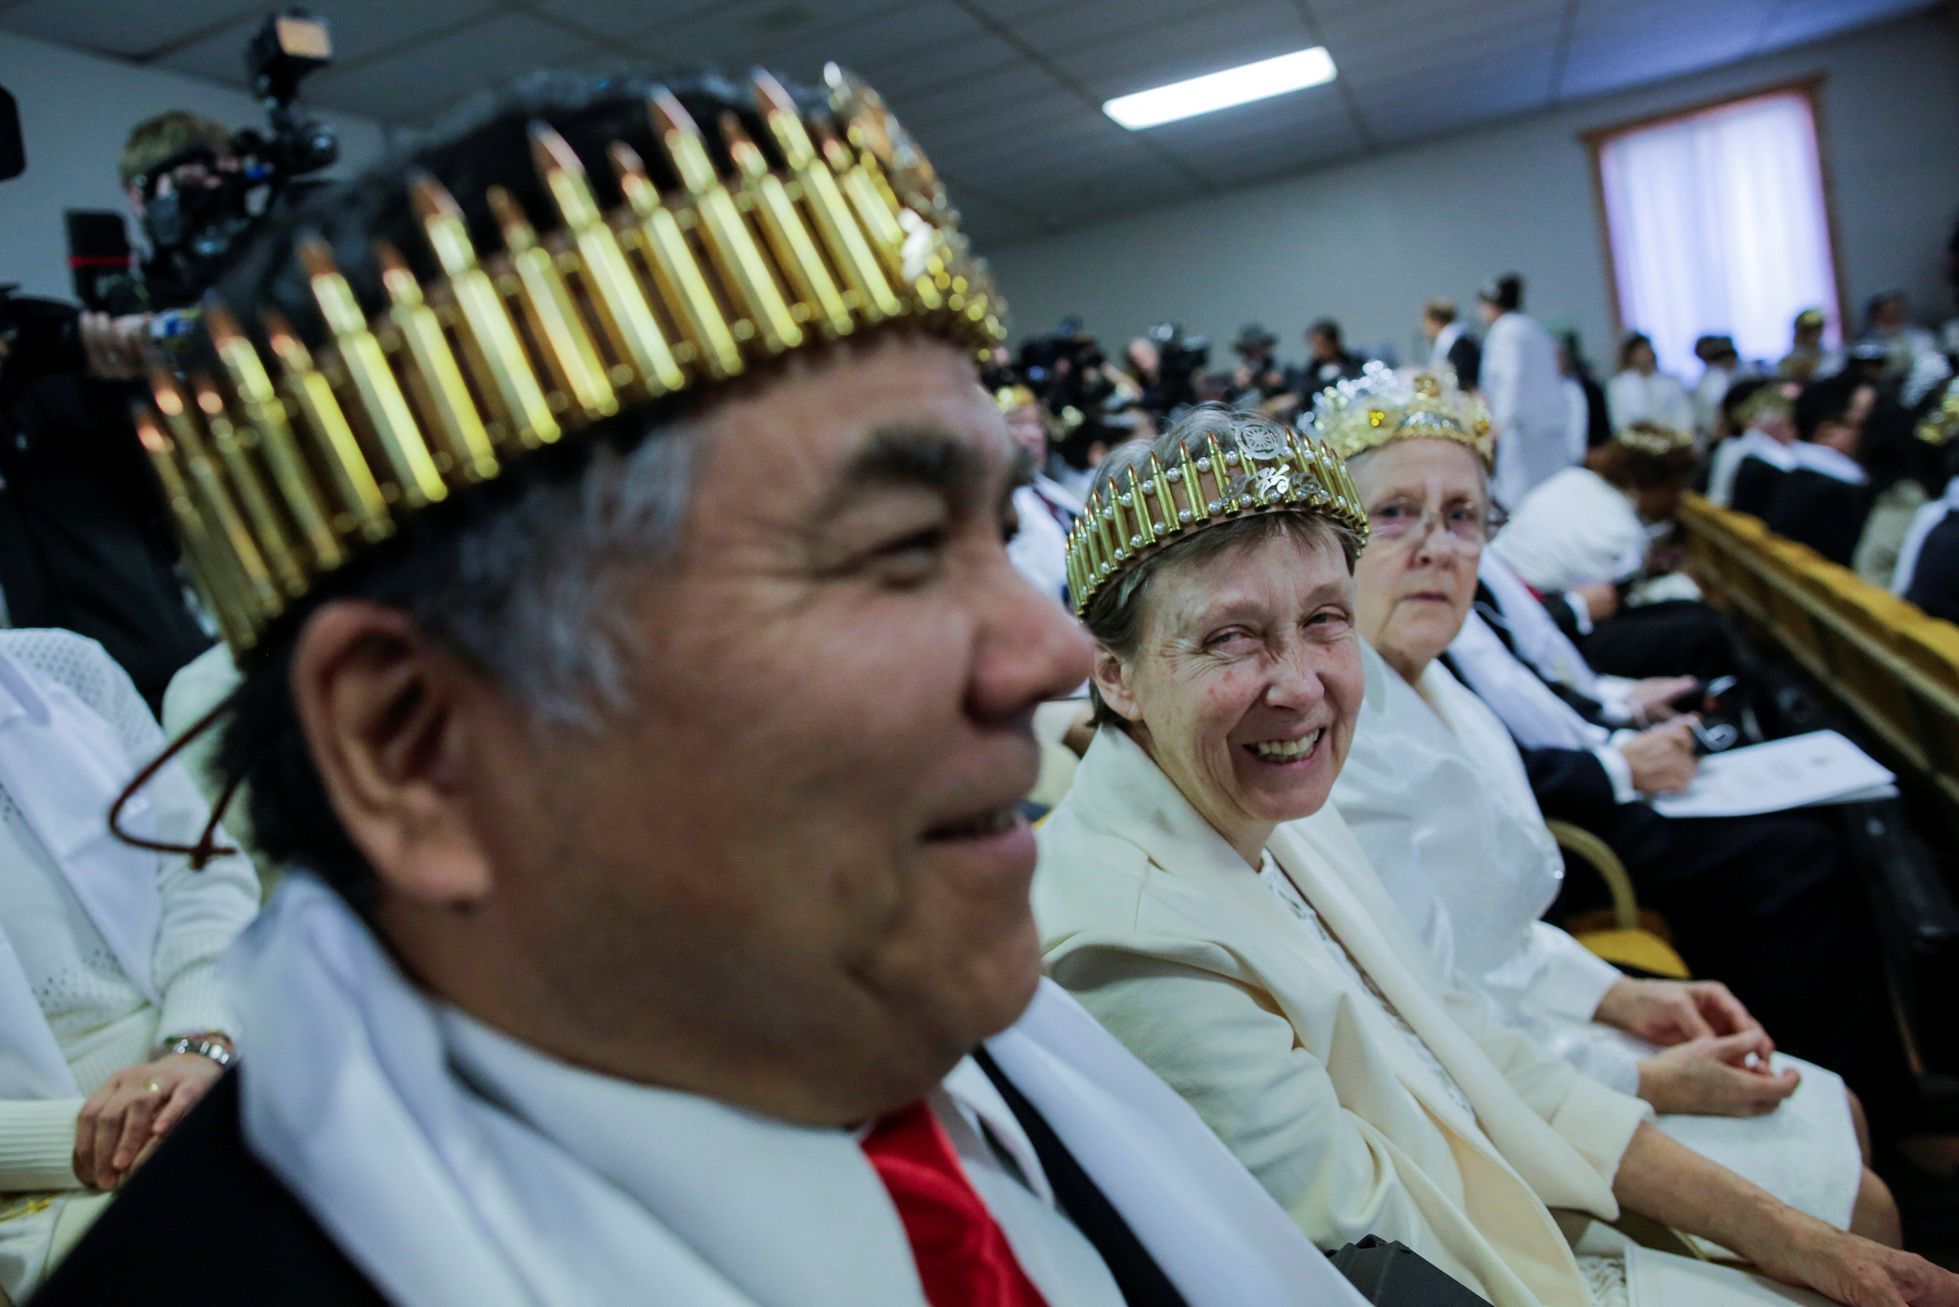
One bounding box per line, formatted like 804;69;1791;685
226;874;1364;1306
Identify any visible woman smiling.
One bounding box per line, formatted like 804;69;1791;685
1033;404;1956;1306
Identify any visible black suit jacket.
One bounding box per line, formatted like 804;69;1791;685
30;1072;383;1306
1762;467;1874;567
1905;512;1959;625
1728;455;1788;519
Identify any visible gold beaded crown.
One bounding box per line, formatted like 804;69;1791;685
1306;363;1494;467
135;66;1004;659
1063;418;1369;616
1918;379;1958;449
1614;420;1695;457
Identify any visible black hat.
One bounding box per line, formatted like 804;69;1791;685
1234;322;1278;352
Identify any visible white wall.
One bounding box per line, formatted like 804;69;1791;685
0;32;392;300
986;11;1959;371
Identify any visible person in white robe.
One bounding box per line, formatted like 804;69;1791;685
35;70;1376;1307
1331;639;1882;1243
1033;396;1951;1307
0;630;259;1300
1605;333;1694;435
1476;275;1573;508
1493;420;1703;605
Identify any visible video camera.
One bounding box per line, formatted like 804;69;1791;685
131;9;340;307
1146;320;1210;414
0;9;338;388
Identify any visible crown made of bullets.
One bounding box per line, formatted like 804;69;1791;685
1614;420;1695;457
1064;420;1368;616
1306;363;1494;467
1920;378;1958;448
135;66;1004;658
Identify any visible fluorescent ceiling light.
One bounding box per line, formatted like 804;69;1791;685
1103;47;1337;129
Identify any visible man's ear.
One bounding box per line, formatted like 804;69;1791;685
1090;644;1142;726
288;601;494;907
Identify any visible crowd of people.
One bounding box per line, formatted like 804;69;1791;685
3;57;1959;1307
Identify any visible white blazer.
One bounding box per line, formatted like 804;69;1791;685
1035;727;1651;1307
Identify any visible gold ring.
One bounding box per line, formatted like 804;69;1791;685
144;1082;162;1094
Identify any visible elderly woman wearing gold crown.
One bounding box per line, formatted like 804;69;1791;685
1317;370;1897;1245
1032;402;1955;1305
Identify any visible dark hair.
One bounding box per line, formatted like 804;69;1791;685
1479;274;1522;312
1794;373;1865;443
1308;318;1342;344
1424;299;1457;326
1721;377;1771;431
1587;432;1694;490
1617;332;1654;370
208;68;808;905
1857;396;1940;496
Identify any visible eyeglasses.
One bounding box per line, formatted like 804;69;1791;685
1365;497;1505;546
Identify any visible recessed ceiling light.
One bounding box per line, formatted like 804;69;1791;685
1102;47;1338;130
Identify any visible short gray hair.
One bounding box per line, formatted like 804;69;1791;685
400;419;700;729
1080;405;1360;728
217;409;702;904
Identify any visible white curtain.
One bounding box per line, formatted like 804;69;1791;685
1597;91;1841;378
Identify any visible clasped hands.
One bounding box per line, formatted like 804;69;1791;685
71;1046;227;1191
1594;977;1801;1117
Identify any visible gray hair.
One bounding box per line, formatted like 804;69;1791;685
216;411;703;903
1080;405;1360;728
397;420;700;730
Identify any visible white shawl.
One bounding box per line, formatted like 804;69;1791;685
226;875;1362;1306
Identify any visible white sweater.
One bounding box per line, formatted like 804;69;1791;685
0;631;258;1192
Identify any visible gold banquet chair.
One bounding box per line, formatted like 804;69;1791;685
1547;820;1692;980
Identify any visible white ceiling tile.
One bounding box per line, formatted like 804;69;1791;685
2;0;255;58
1760;0;1935;48
301;12;597;124
155;0;502;89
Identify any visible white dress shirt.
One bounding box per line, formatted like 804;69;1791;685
1605;370;1693;435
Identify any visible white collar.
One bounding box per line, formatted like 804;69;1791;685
1738;428;1799;469
1790;441;1869;485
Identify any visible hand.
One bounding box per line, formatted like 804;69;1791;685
72;1051;224;1190
1618;719;1699;794
1750;1220;1959;1306
1638;1032;1799;1116
1571;580;1621;623
1595;976;1760;1045
1626;675;1700;725
78;311;157;381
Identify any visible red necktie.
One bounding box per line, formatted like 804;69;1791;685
861;1100;1050;1307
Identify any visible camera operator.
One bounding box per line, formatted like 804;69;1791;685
1227;321;1303;420
1302;317;1366;387
0;112;241;710
1126;321;1209;420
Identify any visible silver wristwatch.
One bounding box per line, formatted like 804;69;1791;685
161;1035;237;1069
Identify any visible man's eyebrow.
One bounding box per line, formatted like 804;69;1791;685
819;423;992;517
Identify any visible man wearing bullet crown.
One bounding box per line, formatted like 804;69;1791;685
32;68;1373;1307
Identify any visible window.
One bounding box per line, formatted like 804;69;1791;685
1588;84;1842;378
